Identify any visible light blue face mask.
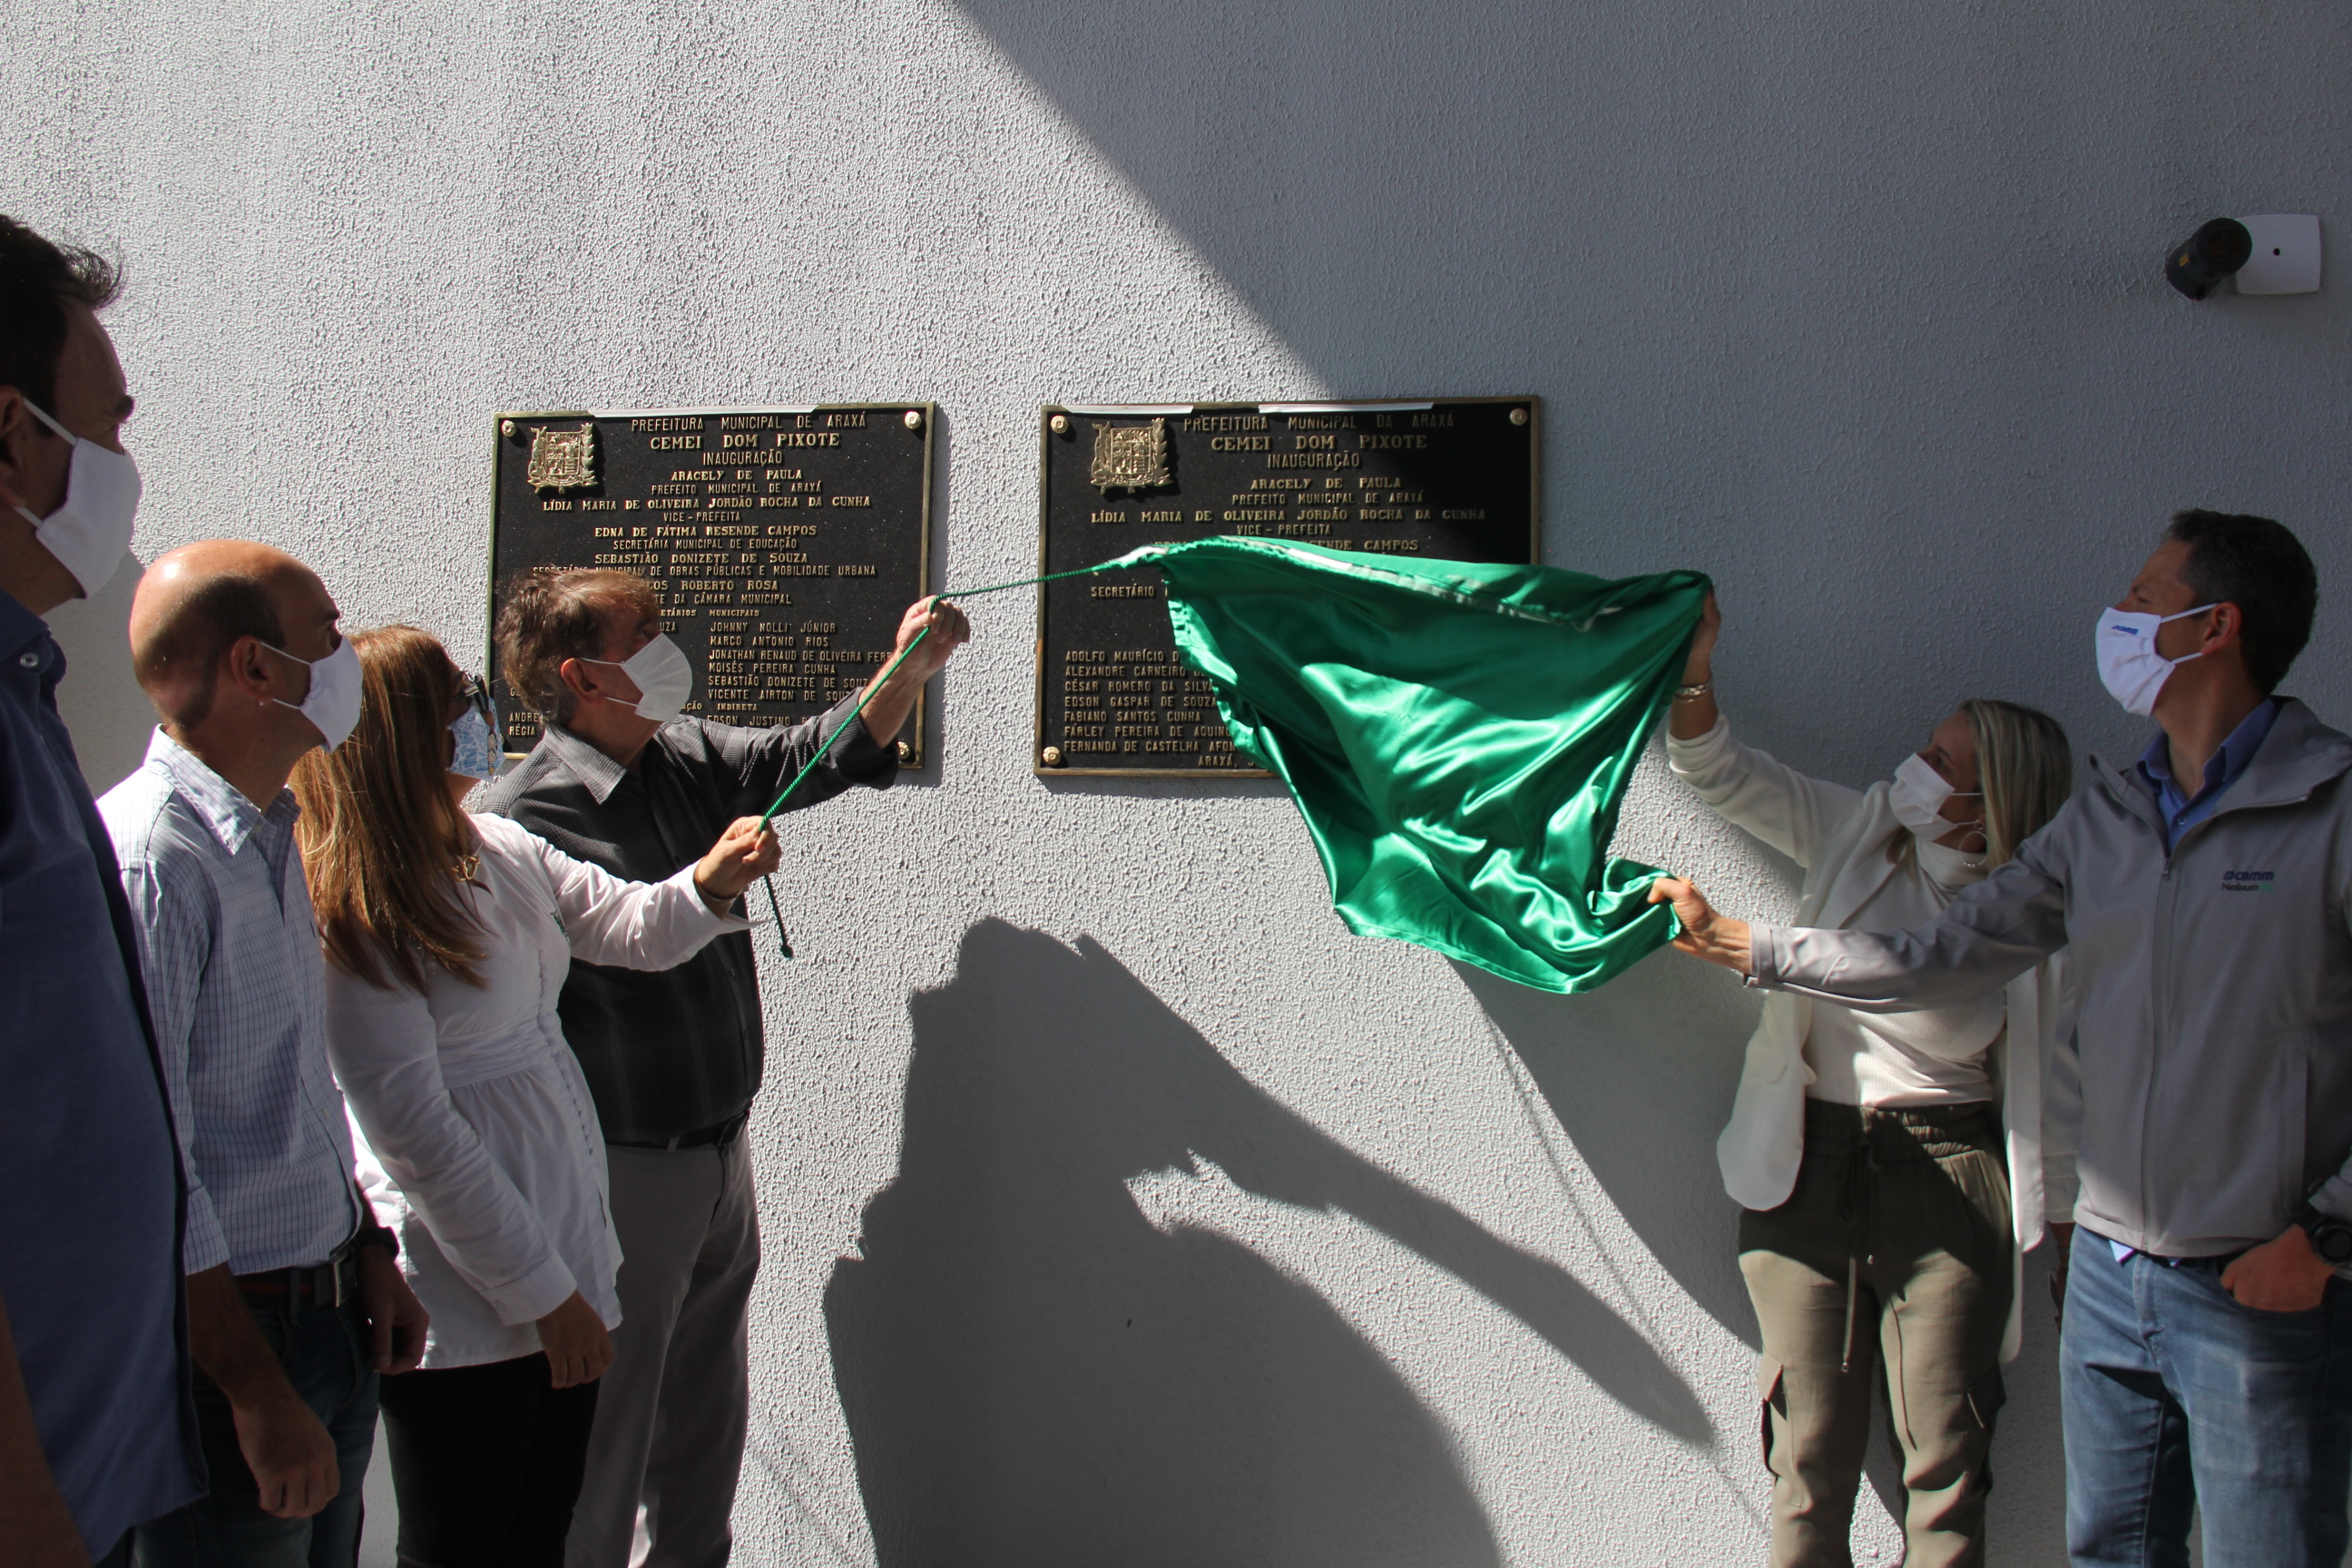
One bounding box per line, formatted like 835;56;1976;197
449;676;500;779
448;708;497;780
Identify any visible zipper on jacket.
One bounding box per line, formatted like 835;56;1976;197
2141;816;2183;1251
2136;787;2305;1249
2152;833;2172;1250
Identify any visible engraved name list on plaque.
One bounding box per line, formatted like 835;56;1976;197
488;404;935;764
1035;397;1539;778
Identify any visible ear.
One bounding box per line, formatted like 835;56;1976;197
0;389;34;513
2200;603;2246;657
219;635;280;708
557;656;603;707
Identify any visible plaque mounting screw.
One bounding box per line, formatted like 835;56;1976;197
903;409;923;430
1508;407;1528;426
1041;746;1064;767
500;419;515;436
897;740;914;764
1049;415;1069;435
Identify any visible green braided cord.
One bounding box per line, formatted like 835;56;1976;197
928;561;1130;599
752;554;1149;957
753;556;1150;827
758;626;931;830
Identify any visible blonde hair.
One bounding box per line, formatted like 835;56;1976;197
291;626;486;992
1962;697;2073;866
1888;698;2073;868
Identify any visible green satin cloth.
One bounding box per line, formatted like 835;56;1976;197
1112;537;1710;993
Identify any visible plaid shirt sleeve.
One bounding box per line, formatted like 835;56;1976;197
113;851;232;1275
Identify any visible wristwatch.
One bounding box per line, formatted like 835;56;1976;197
354;1215;401;1261
2295;1202;2352;1267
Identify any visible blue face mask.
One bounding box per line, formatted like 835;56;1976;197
448;708;497;780
449;675;500;779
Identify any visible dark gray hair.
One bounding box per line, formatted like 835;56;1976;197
494;568;660;723
0;216;121;414
2167;510;2318;694
133;573;285;728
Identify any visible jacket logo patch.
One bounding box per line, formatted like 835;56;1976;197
2222;869;2276;893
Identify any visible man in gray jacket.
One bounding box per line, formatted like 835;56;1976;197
1652;511;2349;1568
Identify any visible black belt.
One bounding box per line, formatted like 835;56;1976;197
612;1111;748;1152
233;1248;360;1314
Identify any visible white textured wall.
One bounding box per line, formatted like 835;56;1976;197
15;4;2352;1563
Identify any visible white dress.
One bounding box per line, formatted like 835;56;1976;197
324;813;745;1369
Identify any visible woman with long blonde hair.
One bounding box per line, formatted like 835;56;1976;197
291;626;778;1568
1665;594;2073;1568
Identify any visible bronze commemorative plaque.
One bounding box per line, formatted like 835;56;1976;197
1034;397;1539;778
487;405;934;763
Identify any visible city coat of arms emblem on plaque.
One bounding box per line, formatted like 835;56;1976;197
526;423;598;491
1090;418;1171;492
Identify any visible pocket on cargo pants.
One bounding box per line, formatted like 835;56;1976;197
1758;1354;1784;1473
1967;1364;2006;1494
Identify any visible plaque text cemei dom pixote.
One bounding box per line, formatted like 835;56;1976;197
1036;398;1538;777
489;406;935;763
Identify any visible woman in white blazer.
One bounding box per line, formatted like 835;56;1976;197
1665;595;2073;1568
289;626;779;1568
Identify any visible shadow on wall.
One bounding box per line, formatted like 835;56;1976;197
1460;948;1917;1526
826;918;1714;1568
1455;950;1759;1342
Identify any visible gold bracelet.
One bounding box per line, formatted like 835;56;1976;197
1673;681;1712;701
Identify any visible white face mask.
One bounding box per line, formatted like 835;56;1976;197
261;637;363;751
13;398;140;597
1889;751;1983;839
2096;603;2217;717
586;632;692;722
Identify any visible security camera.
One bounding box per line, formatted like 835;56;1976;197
2166;219;2253;300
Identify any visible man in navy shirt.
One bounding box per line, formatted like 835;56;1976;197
0;216;201;1563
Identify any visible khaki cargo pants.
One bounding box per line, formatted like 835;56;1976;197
1740;1100;2013;1568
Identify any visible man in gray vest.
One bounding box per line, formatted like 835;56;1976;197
485;567;963;1567
1653;512;2352;1568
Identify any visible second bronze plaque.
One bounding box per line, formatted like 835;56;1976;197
1034;397;1540;778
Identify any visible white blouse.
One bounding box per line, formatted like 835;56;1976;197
324;813;745;1369
1664;719;2003;1108
1797;831;2002;1105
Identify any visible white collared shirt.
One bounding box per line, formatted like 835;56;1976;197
102;730;361;1275
325;814;745;1367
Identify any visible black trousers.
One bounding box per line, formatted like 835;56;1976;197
376;1353;599;1568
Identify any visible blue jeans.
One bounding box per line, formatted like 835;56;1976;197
2062;1226;2352;1568
132;1293;379;1568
